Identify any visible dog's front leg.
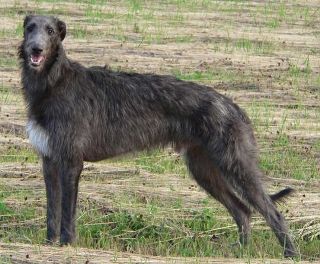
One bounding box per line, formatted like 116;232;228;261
43;157;61;244
59;158;83;245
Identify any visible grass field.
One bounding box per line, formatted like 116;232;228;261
0;0;319;263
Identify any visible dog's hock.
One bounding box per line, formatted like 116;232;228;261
26;120;51;157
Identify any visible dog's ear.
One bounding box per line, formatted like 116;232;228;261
23;15;33;28
57;19;66;41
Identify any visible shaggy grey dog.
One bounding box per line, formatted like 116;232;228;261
18;15;296;257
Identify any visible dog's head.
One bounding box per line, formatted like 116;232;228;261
19;15;66;72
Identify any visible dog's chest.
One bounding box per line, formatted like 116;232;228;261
26;120;51;157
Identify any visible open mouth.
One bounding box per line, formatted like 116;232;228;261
30;54;45;67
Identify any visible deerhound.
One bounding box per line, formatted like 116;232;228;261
18;15;296;257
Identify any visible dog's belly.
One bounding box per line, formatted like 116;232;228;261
82;131;168;162
82;141;143;162
26;119;51;157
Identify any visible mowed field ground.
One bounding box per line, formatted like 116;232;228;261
0;0;319;263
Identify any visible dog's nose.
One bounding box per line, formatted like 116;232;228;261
32;46;43;54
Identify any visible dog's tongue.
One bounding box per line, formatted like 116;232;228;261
31;54;44;65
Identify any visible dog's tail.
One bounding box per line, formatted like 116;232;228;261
270;187;294;203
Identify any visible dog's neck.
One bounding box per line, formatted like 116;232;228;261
21;43;70;118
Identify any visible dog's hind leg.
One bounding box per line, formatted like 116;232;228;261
185;145;252;245
204;123;296;257
228;168;296;257
43;157;61;243
58;157;83;245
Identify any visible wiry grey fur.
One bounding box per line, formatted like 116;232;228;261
18;15;296;257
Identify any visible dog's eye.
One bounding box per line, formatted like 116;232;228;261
47;28;54;35
26;25;34;32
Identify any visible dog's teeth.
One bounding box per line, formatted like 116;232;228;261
31;55;44;65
